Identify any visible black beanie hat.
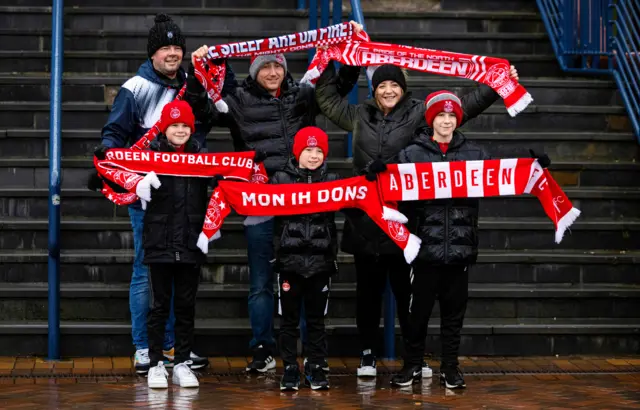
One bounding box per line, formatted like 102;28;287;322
147;14;186;58
371;64;407;92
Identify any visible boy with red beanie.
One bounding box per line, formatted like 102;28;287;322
393;91;549;389
270;126;338;391
145;100;207;389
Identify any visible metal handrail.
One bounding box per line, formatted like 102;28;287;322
537;0;640;141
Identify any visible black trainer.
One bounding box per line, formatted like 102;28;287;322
304;362;330;390
440;367;466;389
246;345;276;373
390;364;422;387
357;349;377;377
304;357;330;373
280;364;301;391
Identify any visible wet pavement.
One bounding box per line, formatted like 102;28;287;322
0;357;639;409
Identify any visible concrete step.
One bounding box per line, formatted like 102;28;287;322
0;101;630;132
2;158;638;188
0;282;637;322
440;0;538;12
0;50;564;77
1;249;637;285
0;75;620;107
3;185;639;220
0;6;544;34
0;28;553;55
2;217;638;251
2;128;637;162
8;0;295;10
1;317;637;356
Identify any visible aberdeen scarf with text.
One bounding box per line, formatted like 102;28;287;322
193;22;532;116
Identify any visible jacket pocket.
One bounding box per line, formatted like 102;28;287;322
143;214;168;250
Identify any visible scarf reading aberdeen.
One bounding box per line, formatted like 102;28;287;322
193;22;532;116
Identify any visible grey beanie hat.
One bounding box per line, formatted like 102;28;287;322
249;54;288;79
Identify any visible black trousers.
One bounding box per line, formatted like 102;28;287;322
354;254;412;353
404;263;469;369
278;272;331;367
148;263;200;366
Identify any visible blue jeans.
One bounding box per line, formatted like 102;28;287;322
245;219;277;349
128;207;175;351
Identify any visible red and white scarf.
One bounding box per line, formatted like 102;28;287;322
379;159;581;243
194;22;532;116
199;177;421;263
94;149;267;209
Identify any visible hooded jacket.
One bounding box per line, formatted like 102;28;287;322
270;159;340;277
142;136;210;266
398;129;491;266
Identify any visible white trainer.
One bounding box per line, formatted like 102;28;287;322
147;361;169;389
134;348;150;374
173;361;200;388
422;361;433;378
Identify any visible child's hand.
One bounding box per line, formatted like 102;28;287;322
509;65;519;82
365;159;387;181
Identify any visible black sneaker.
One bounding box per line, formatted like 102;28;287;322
304;357;330;373
356;349;376;377
280;364;301;391
440;367;466;389
246;345;276;373
390;364;422;387
304;362;330;390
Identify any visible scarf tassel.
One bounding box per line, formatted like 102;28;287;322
404;233;422;264
555;207;581;244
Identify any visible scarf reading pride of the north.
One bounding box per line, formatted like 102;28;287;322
193;22;532;116
95;152;580;264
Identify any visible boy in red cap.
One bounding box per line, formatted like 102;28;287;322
392;91;549;389
145;100;207;389
270;126;337;391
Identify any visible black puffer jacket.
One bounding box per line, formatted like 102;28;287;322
185;67;360;176
142;137;210;265
270;160;340;277
398;130;490;266
315;63;499;257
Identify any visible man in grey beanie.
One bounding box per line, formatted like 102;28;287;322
185;21;363;373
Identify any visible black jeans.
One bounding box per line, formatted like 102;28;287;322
404;263;469;368
278;272;331;367
354;254;412;354
148;263;200;366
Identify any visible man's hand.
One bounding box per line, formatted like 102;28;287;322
349;20;364;35
365;159;387;181
509;65;519;82
191;45;209;65
529;149;551;169
93;144;110;160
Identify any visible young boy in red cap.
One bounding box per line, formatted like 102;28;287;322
392;91;549;389
270;126;338;391
145;100;208;389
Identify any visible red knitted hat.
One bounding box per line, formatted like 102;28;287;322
160;100;195;133
293;126;329;161
424;90;463;128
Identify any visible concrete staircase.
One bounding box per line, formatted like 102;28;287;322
0;0;638;357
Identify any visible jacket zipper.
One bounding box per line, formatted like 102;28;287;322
276;98;291;156
305;174;312;269
442;148;448;264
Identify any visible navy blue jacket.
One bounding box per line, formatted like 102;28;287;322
101;59;237;149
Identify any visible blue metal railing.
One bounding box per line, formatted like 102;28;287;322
537;0;640;141
298;0;397;360
48;0;64;360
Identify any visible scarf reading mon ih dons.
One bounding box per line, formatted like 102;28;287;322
194;22;532;116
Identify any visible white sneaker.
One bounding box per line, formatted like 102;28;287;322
173;361;200;388
134;349;151;374
148;361;169;389
357;350;377;377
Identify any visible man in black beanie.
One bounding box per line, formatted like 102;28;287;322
94;13;237;376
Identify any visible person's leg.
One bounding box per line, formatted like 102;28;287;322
172;264;200;366
147;264;174;367
278;273;303;367
403;264;439;368
438;265;469;370
163;286;175;352
354;254;387;353
387;256;412;345
245;219;276;349
128;207;150;351
303;273;330;366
